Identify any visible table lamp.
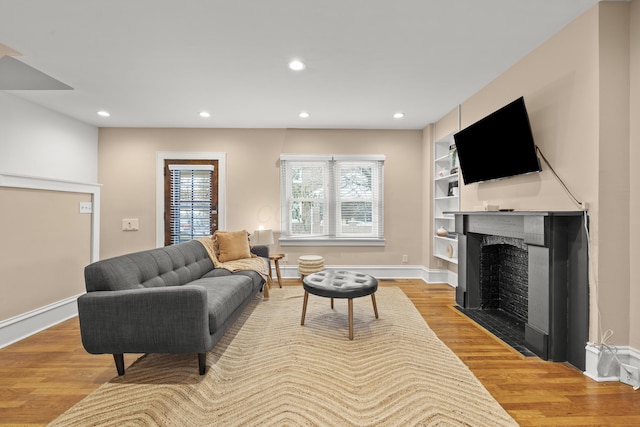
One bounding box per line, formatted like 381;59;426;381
252;227;274;247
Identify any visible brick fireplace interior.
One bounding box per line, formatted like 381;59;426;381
456;235;535;356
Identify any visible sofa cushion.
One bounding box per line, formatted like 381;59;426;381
185;275;254;334
213;230;251;262
84;240;214;292
202;268;264;293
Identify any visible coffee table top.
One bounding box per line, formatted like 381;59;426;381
302;270;378;299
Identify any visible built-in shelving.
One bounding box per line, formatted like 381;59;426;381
433;133;459;264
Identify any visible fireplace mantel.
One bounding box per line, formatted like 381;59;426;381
452;211;589;370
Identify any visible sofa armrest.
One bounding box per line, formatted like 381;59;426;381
77;286;210;355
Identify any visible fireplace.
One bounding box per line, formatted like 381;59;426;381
452;211;589;370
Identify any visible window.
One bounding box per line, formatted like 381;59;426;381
280;154;385;246
164;160;218;246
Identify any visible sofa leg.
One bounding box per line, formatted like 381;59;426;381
198;352;207;375
113;354;125;376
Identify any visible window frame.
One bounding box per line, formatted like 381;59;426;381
156;152;226;248
280;154;385;247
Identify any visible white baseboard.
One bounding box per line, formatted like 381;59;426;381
0;294;80;349
584;342;640;383
274;264;457;287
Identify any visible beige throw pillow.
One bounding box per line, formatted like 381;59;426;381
213;230;251;262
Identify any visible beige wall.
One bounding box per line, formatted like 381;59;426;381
630;0;640;350
421;124;433;268
447;2;637;346
98;128;424;267
459;6;599;214
0;188;91;321
434;107;459;141
597;1;632;352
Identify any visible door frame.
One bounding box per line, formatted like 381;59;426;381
156;152;226;248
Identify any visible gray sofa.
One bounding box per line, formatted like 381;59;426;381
77;240;268;376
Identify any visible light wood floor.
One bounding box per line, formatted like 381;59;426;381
1;279;639;426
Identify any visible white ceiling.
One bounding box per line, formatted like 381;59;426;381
0;0;602;129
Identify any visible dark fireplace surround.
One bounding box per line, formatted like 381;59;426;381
453;211;589;370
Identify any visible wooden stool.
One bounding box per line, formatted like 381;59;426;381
298;255;324;281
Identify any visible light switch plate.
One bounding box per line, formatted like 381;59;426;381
122;218;139;231
79;202;92;214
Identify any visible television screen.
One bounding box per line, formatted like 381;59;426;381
453;97;541;185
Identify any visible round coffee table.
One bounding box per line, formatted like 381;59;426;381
301;270;379;340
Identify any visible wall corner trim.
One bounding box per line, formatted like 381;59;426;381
0;172;101;192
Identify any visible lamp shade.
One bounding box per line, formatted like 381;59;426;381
252;228;274;246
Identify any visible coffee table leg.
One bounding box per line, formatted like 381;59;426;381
331;298;334;309
348;298;354;340
371;293;379;319
301;291;309;326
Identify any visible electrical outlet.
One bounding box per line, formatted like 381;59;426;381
402;254;409;263
619;363;640;387
282;254;288;263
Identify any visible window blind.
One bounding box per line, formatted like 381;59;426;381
168;164;214;244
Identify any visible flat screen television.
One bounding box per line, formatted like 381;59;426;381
453;96;541;185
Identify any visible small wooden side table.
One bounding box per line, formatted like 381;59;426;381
269;254;285;288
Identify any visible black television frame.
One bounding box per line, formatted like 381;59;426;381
453;96;541;185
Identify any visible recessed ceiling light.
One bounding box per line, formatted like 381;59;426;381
393;112;405;119
289;59;306;71
199;111;211;118
97;110;110;117
299;111;310;118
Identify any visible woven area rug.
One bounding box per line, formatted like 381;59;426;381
50;287;518;426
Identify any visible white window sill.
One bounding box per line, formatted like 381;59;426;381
279;237;385;247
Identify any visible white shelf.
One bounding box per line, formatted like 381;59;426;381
435;253;459;264
435;172;459;181
433;132;459;265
